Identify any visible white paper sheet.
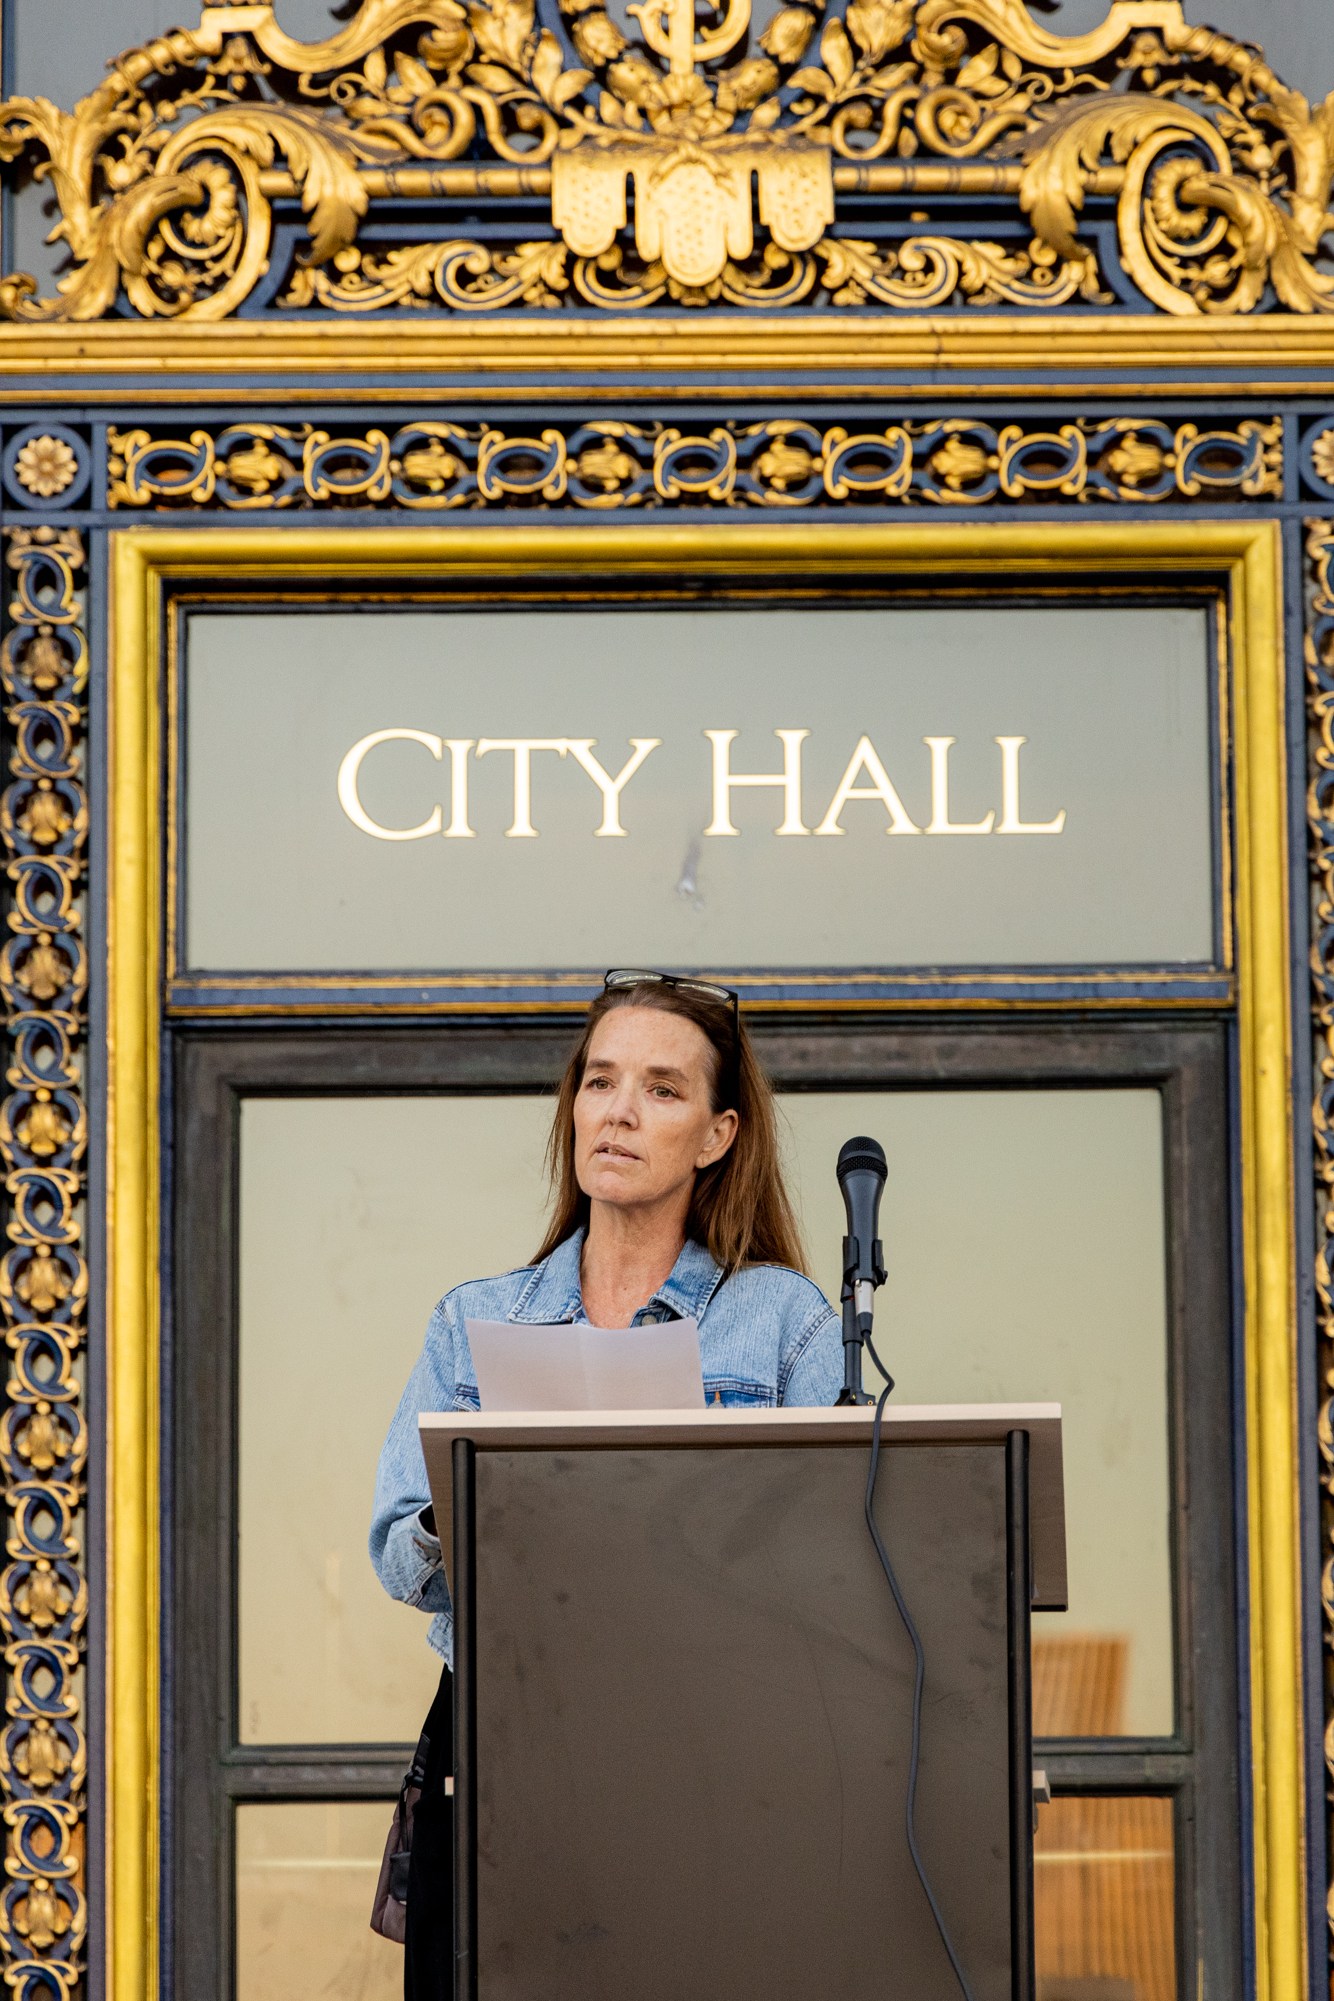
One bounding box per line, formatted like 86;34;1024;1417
465;1318;705;1412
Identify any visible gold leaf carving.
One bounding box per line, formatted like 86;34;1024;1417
0;524;89;2001
13;439;78;500
0;0;1330;316
96;413;1283;513
761;10;817;66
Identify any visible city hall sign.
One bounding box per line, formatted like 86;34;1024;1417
336;729;1068;843
179;601;1217;975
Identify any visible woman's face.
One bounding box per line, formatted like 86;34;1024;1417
573;1005;738;1216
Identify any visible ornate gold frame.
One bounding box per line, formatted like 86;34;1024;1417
105;516;1296;2000
4;0;1334;324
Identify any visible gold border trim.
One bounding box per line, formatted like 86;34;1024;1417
161;571;1234;991
107;534;161;2001
9;314;1334;391
166;971;1233;989
107;519;1298;2001
160;993;1234;1018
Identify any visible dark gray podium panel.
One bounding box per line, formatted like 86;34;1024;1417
472;1440;1010;2001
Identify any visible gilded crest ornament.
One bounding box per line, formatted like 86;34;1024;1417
2;0;1333;316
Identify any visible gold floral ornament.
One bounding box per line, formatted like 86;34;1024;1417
929;432;994;489
1099;429;1166;487
12;1718;72;1790
13;1401;68;1472
12;438;78;501
14;1881;72;1953
12;1559;74;1634
0;0;1332;315
14;1092;74;1160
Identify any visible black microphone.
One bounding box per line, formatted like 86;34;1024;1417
836;1136;888;1404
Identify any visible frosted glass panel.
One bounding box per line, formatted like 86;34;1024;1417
782;1088;1172;1737
236;1802;400;2001
237;1095;552;1745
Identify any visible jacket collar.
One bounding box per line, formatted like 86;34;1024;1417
509;1228;727;1325
650;1234;728;1322
509;1230;585;1323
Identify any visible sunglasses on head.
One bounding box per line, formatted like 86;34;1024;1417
601;969;741;1105
604;968;738;1014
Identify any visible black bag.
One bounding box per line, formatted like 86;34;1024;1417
370;1728;431;1943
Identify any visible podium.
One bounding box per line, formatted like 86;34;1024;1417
421;1403;1065;2001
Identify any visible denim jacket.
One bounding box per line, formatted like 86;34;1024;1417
369;1229;841;1664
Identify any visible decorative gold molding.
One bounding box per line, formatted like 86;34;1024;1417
1306;517;1334;1970
3;313;1334;398
103;412;1281;510
0;529;88;2001
105;534;160;2001
1;0;1332;320
106;517;1299;2001
0;314;1332;404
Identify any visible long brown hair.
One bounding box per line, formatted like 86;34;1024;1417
533;984;807;1274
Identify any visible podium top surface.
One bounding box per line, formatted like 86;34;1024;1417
420;1402;1066;1610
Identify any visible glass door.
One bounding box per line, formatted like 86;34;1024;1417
170;1017;1238;2001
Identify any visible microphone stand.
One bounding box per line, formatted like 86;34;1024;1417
836;1231;888;1407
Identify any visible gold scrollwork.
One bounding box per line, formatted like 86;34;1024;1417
106;413;1282;511
0;0;1331;316
0;528;89;2001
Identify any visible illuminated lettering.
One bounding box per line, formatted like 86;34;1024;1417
995;736;1066;835
814;736;921;837
337;726;1068;847
704;729;811;837
923;736;995;835
442;739;476;839
474;738;569;838
337;729;445;841
566;738;662;836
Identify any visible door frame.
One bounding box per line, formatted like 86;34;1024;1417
170;1017;1237;2001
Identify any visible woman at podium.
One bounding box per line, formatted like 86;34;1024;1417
370;968;840;1998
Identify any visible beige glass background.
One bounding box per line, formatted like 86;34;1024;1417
236;1085;1173;1997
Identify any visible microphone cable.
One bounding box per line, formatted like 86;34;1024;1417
863;1330;977;2001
